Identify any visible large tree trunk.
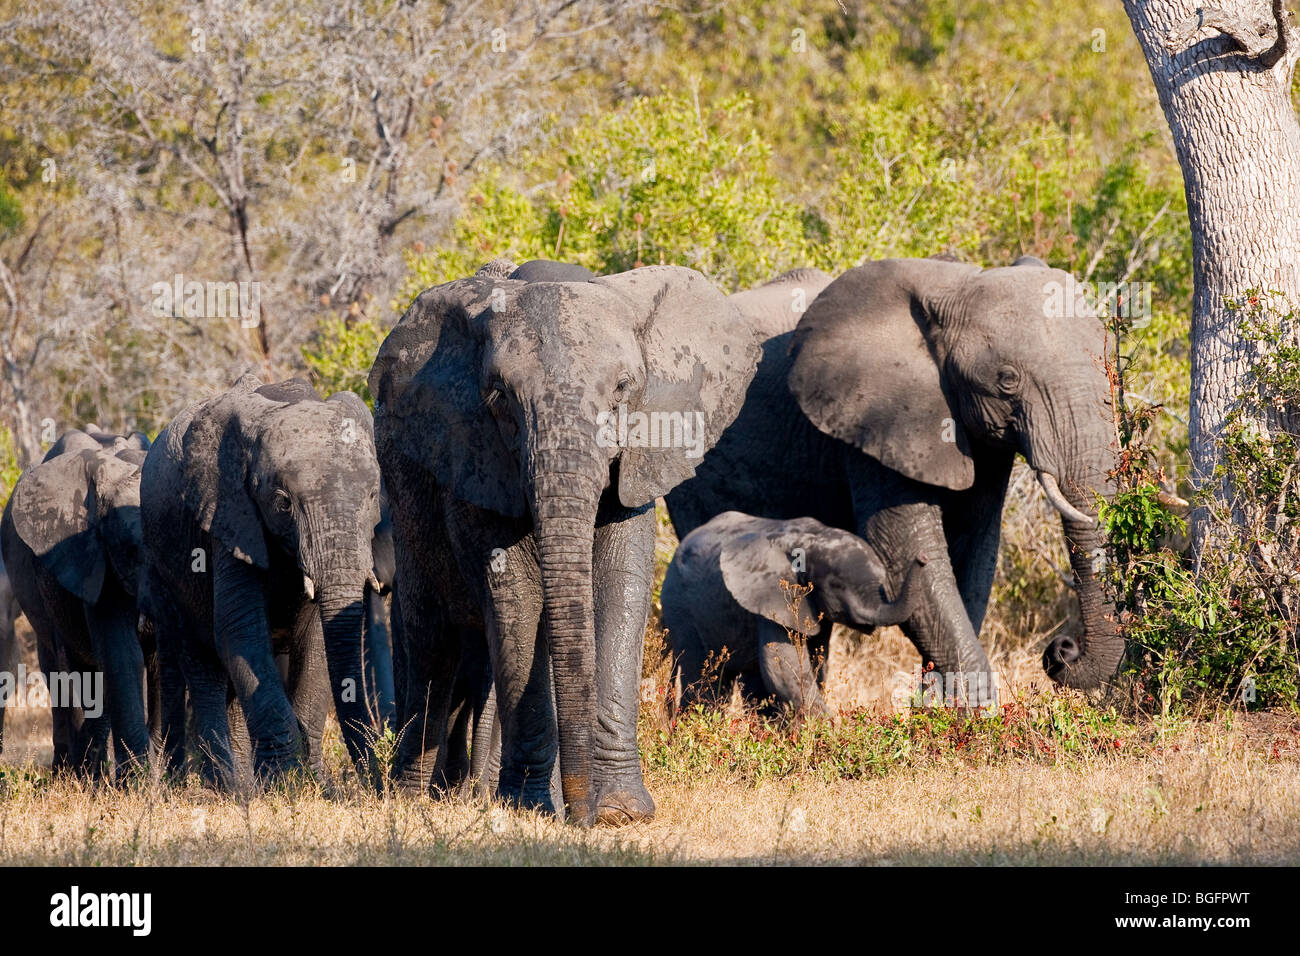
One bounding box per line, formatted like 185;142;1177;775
1124;0;1300;555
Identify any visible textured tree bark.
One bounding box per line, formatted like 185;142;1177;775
1124;0;1300;555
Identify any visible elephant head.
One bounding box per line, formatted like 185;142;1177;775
788;257;1119;689
371;262;759;822
715;513;926;635
9;445;148;604
180;374;382;764
44;426;149;463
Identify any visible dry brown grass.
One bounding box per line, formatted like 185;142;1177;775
2;716;1298;865
3;500;1298;866
4;618;1299;865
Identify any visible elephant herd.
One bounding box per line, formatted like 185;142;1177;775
0;254;1117;827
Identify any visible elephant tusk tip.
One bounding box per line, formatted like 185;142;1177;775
1157;489;1190;510
302;574;315;601
1037;471;1097;527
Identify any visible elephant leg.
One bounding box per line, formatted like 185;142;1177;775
71;710;112;781
83;584;150;777
180;626;235;788
487;612;557;814
468;676;499;797
861;500;995;709
390;589;407;730
152;610;188;777
943;448;1014;635
286;602;329;780
45;600;110;780
226;693;253;781
25;605;72;772
212;549;300;780
443;692;473;790
755;619;831;717
590;498;656;826
363;589;396;731
441;627;492;792
390;580;461;796
440;502;552;812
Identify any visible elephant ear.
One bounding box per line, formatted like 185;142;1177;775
594;266;761;507
181;372;270;568
369;277;526;517
788;258;980;491
90;451;145;593
10;449;105;603
718;521;824;637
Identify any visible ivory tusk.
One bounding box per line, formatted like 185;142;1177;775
367;570;382;592
1156;489;1190;510
1038;472;1096;527
303;574;315;601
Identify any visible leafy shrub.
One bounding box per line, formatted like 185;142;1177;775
644;686;1133;785
1104;296;1300;712
301;315;388;409
397;92;811;304
0;424;19;506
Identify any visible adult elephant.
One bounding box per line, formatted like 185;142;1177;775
139;375;385;786
0;436;155;776
370;258;759;826
666;257;1120;696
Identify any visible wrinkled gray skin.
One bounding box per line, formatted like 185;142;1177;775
139;376;384;786
663;511;927;717
371;259;760;826
667;257;1120;694
0;428;154;777
363;487;397;729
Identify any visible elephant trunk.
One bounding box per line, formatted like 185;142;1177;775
1041;452;1123;688
528;446;603;827
315;569;372;768
869;555;929;627
303;517;375;771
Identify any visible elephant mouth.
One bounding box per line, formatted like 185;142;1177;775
300;569;380;603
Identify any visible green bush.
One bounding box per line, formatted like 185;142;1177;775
0;424;19;506
301;314;388;409
398;92;811;304
1104;296;1300;712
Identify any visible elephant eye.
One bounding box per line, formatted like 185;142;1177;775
273;490;292;513
614;375;632;399
996;365;1022;395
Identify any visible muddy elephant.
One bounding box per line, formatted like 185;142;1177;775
662;511;927;716
139;375;385;786
0;431;155;776
666;257;1119;698
370;258;760;825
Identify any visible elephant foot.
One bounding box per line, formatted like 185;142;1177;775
595;780;655;827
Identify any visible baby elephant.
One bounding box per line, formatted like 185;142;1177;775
662;511;925;716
